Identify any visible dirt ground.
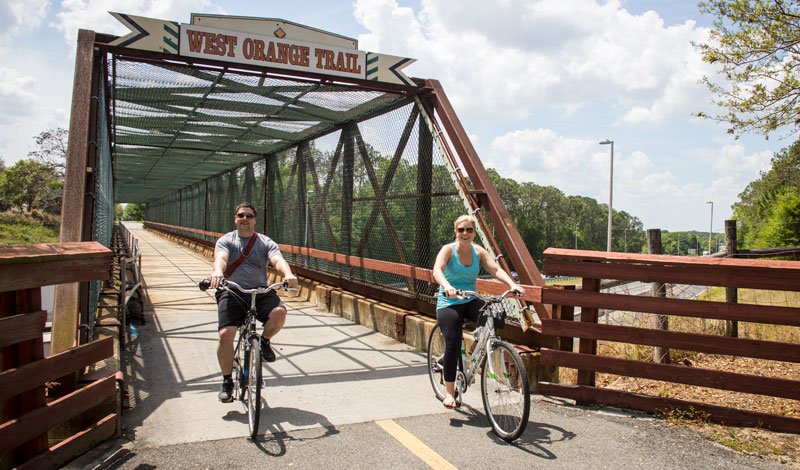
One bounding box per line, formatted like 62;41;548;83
600;354;800;468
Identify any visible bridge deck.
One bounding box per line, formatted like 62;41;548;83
121;223;453;445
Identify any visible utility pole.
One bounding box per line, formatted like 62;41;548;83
706;201;713;254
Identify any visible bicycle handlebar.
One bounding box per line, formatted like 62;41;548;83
456;289;521;302
198;278;289;294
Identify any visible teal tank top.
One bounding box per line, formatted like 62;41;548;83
436;243;480;310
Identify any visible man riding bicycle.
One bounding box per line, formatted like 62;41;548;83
209;202;298;402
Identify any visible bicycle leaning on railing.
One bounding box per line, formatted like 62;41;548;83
199;278;290;440
427;289;531;442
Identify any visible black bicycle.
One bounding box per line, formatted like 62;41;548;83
427;289;531;442
199;278;289;439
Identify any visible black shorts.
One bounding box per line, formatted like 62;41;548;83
216;289;283;329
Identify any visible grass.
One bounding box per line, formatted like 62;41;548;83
0;211;60;244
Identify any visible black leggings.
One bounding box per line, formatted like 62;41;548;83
436;299;486;382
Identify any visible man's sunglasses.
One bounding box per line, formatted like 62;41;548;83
457;227;474;233
236;213;255;219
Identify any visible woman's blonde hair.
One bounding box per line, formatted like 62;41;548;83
453;215;477;232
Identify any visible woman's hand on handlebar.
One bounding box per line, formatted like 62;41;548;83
443;286;458;299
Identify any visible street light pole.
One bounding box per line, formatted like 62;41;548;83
599;139;614;252
706;201;714;254
574;223;579;249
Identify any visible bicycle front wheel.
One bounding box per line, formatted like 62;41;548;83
246;337;263;439
426;323;448;402
480;340;530;442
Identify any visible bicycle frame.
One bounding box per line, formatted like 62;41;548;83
437;290;511;401
459;313;495;388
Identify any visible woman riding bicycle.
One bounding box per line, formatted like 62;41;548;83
432;215;523;409
209;202;298;402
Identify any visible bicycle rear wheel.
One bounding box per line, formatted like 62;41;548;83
480;340;530;442
426;324;448;402
246;337;263;439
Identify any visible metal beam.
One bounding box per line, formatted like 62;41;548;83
425;79;551;321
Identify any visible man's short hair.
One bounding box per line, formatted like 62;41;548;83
234;202;257;217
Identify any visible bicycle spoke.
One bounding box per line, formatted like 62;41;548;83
481;341;530;442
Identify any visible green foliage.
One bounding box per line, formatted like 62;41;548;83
122;203;146;221
661;230;724;255
0;159;59;212
0;211;59;244
758;189;800;247
696;1;800;138
733;140;800;247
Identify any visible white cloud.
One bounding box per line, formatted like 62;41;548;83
0;0;49;43
355;0;715;124
53;0;223;51
0;68;39;124
487;128;774;230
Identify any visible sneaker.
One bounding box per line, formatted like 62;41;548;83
218;378;233;402
260;337;276;362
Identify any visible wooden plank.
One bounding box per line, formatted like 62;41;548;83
539;383;800;433
541;288;800;327
0;311;46;349
543;247;800;271
542;258;800;291
0;375;116;453
542;319;800;363
17;413;117;470
0;257;112;293
0;242;111;265
0;337;113;402
540;349;800;400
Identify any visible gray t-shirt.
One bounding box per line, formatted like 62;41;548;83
215;231;281;289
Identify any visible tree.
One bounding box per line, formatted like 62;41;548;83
0;157;7;211
758;189;800;246
0;159;59;212
123;203;146;221
28;128;68;177
696;1;800;138
733;139;800;246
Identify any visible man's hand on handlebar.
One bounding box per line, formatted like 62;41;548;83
209;271;224;289
283;274;299;289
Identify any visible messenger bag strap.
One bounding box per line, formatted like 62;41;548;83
224;234;258;278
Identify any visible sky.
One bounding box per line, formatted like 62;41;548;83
0;0;788;233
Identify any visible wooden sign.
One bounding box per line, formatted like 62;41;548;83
109;13;415;85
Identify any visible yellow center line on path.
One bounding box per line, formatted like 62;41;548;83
375;419;457;470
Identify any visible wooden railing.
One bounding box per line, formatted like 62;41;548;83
0;242;116;469
537;248;800;433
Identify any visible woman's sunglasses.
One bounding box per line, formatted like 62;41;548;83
236;213;255;219
457;227;474;233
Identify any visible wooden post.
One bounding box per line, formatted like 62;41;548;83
577;276;600;389
648;229;670;364
554;285;576;353
725;220;739;337
53;29;97;355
